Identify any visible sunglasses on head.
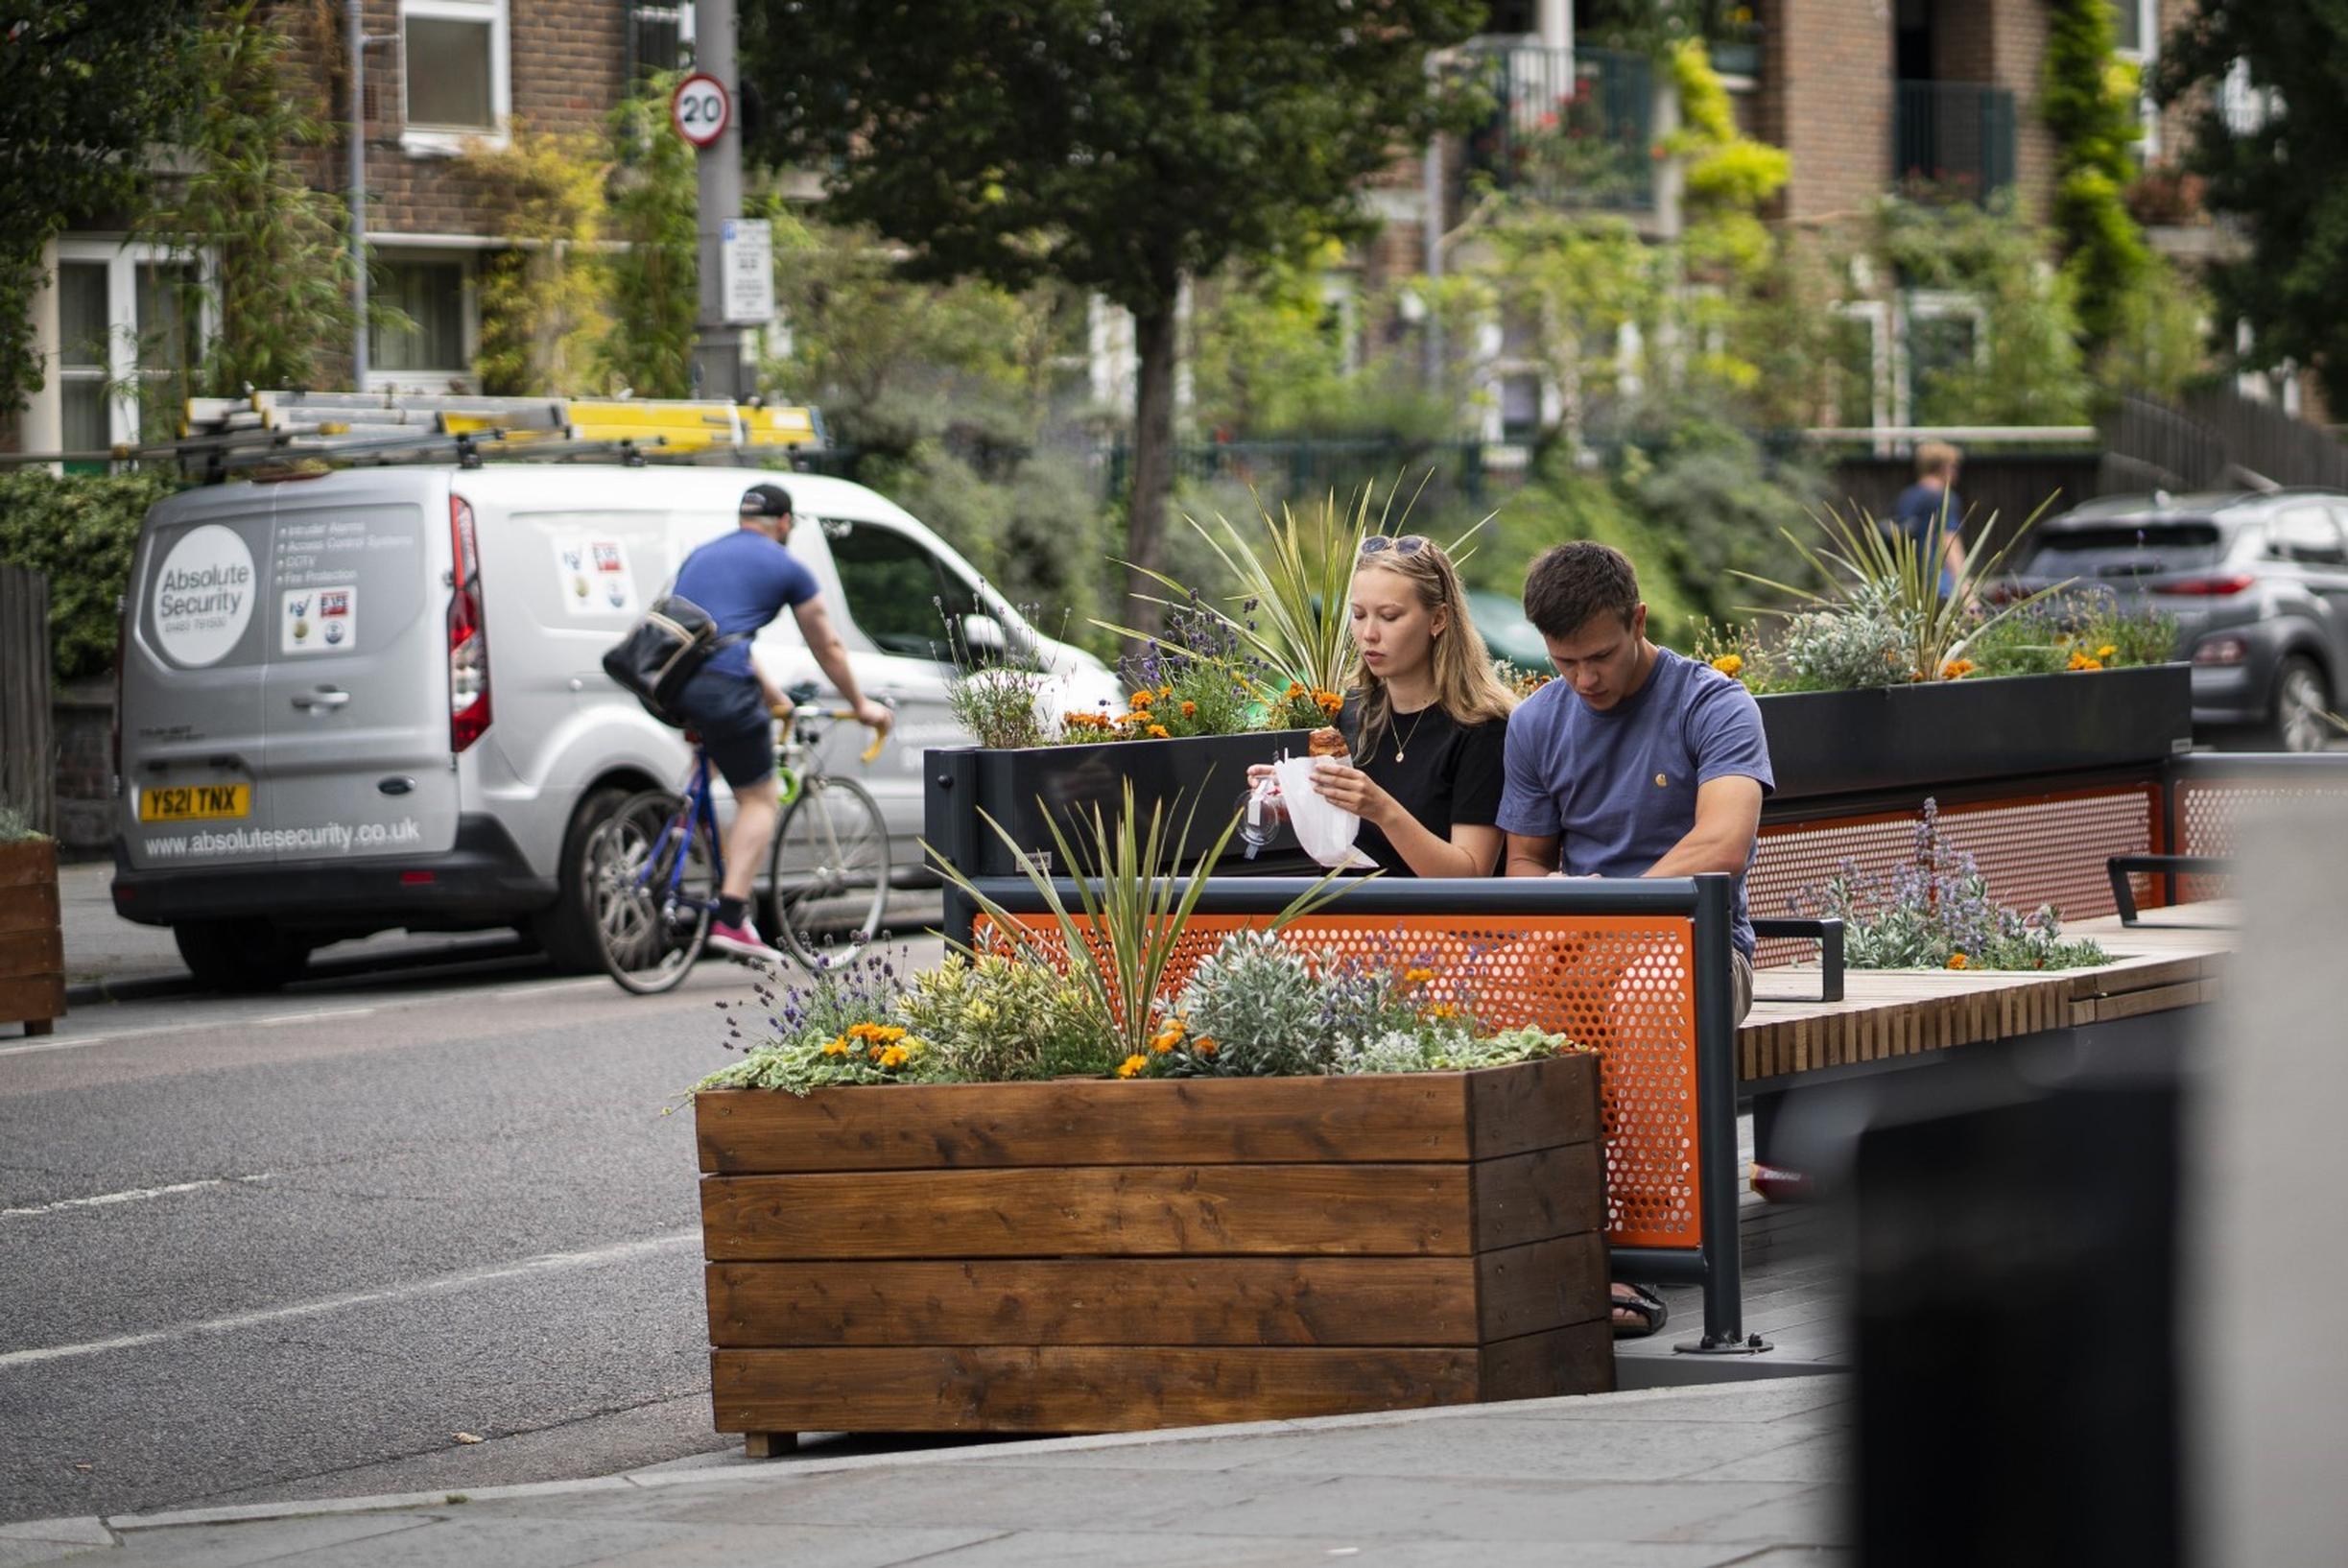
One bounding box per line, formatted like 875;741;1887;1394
1360;535;1429;558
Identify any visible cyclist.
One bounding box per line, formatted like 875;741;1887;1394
669;482;891;959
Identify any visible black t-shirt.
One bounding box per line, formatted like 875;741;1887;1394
1340;697;1508;876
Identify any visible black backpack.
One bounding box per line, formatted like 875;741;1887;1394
601;594;745;725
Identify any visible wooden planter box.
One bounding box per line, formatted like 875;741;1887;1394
926;731;1321;880
1761;664;2194;801
0;838;64;1036
695;1052;1612;1451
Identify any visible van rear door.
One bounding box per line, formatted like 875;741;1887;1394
120;492;276;871
254;487;460;861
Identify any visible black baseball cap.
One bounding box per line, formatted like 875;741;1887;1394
740;483;795;519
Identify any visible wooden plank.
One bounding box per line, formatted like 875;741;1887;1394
0;927;64;976
0;840;58;891
0;973;65;1025
1475;1232;1609;1342
1477;1320;1615;1401
710;1344;1484;1434
700;1164;1479;1260
1466;1052;1601;1156
0;567;53;838
2087;980;2208;1025
704;1257;1488;1347
1470;1144;1604;1252
0;884;58;938
700;1071;1490;1173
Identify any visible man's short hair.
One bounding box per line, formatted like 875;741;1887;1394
1523;541;1641;639
740;482;795;519
1915;440;1962;481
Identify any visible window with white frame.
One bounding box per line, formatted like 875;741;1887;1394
2108;0;2160;157
1826;301;1890;432
1899;291;1987;428
53;240;204;459
401;0;509;149
368;258;472;384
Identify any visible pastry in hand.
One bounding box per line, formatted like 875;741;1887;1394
1307;725;1349;759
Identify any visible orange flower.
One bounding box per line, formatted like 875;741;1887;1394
1194;1037;1218;1057
1314;689;1343;717
1947;952;1969;970
1180;701;1198;718
1116;1054;1150;1080
1146;724;1170;739
1402;967;1435;986
1940;658;1975;680
1128;690;1153;710
876;1044;910;1069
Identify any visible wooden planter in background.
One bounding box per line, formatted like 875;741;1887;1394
695;1052;1612;1453
0;838;64;1036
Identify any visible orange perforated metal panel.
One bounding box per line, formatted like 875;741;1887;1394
1747;785;2161;967
980;912;1703;1252
2171;777;2348;901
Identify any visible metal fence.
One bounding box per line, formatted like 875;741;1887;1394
1893;81;2017;201
2101;389;2348;493
0;565;54;836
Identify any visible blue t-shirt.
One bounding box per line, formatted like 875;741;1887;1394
1496;647;1775;958
1891;483;1962;594
670;528;819;680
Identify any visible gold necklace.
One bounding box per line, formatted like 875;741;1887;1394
1390;701;1433;763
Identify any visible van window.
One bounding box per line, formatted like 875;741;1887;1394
825;518;979;659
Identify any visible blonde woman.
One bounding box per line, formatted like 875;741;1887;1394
1255;535;1517;877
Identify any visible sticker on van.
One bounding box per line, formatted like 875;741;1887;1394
281;583;358;653
153;524;257;667
554;537;637;616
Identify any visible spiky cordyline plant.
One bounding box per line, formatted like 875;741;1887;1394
1100;480;1483;705
1736;495;2075;680
926;781;1351;1063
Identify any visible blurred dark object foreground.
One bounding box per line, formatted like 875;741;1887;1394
1853;1038;2184;1568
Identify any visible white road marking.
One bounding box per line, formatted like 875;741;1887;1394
0;1229;701;1373
259;1006;377;1027
0;1023;188;1057
1;1174;274;1220
492;978;612;1001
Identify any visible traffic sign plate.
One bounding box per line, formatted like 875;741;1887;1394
671;72;729;148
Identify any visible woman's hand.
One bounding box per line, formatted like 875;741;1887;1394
1310;762;1396;826
1245;763;1288;822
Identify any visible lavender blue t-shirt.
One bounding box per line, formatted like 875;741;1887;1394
1496;647;1775;958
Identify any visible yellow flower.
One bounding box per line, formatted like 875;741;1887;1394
1710;653;1743;677
1128;690;1152;710
1116;1054;1150;1080
820;1037;850;1057
876;1044;910;1069
1157;686;1174;701
1150;1020;1185;1054
1429;1002;1459;1020
2097;644;2118;660
1947;952;1969;970
1403;967;1435;986
1284;681;1307;699
1146;724;1171;739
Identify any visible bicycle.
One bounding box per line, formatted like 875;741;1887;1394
589;687;891;994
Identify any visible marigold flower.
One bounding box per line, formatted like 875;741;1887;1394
820;1037;850;1057
1403;967;1435;985
1941;658;1975;679
1116;1054;1150;1079
1194;1037;1217;1057
1947;952;1969;970
1710;653;1743;677
1146;724;1171;739
1284;681;1308;699
1429;1002;1459;1019
2097;644;2118;660
1157;686;1174;701
877;1045;910;1069
1128;690;1152;710
1314;689;1343;716
1181;701;1197;718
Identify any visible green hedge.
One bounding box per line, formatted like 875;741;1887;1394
0;469;181;685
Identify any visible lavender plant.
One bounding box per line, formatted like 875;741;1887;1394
698;947;934;1093
1790;799;2110;971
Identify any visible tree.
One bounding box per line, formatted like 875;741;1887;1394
2157;2;2348;406
462;128;610;395
2042;0;2151;363
0;1;207;413
600;76;700;399
144;1;357;399
738;0;1484;635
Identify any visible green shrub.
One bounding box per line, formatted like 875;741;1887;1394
0;469;180;684
0;802;43;843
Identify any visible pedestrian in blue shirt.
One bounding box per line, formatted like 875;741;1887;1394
670;483;892;959
1887;439;1967;597
1497;541;1775;1342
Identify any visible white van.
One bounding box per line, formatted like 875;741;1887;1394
110;463;1118;988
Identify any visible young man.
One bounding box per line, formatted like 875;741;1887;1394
1889;439;1967;597
1497;541;1773;1021
669;483;891;959
1498;542;1774;1340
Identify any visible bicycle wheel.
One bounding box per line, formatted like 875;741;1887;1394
591;789;715;994
767;773;891;970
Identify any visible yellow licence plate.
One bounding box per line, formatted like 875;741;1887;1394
140;783;251;823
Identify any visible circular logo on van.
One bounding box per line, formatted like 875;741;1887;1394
153;524;256;667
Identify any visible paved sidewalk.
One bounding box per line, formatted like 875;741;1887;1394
0;1378;1851;1567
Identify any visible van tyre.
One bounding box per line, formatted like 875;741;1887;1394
174;920;311;993
534;786;631;973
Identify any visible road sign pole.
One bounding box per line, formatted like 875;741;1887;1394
692;0;747;402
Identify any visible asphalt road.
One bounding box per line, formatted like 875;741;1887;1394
0;932;945;1526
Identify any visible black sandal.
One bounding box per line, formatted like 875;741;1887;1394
1611;1282;1669;1340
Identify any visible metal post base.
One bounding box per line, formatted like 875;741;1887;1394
1673;1332;1776;1355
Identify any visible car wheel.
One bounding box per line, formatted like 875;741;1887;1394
2262;654;2334;752
531;786;632;973
173;920;312;992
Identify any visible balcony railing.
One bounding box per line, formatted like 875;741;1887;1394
1460;44;1655;213
1893;81;2017;202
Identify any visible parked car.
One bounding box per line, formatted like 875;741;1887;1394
2004;489;2348;751
109;463;1120;988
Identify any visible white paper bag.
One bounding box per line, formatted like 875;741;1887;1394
1271;754;1379;871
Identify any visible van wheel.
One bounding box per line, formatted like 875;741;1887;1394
533;786;630;973
174;921;311;993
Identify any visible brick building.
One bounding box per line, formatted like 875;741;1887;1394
10;0;683;459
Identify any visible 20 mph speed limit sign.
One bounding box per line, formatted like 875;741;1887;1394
671;72;730;147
